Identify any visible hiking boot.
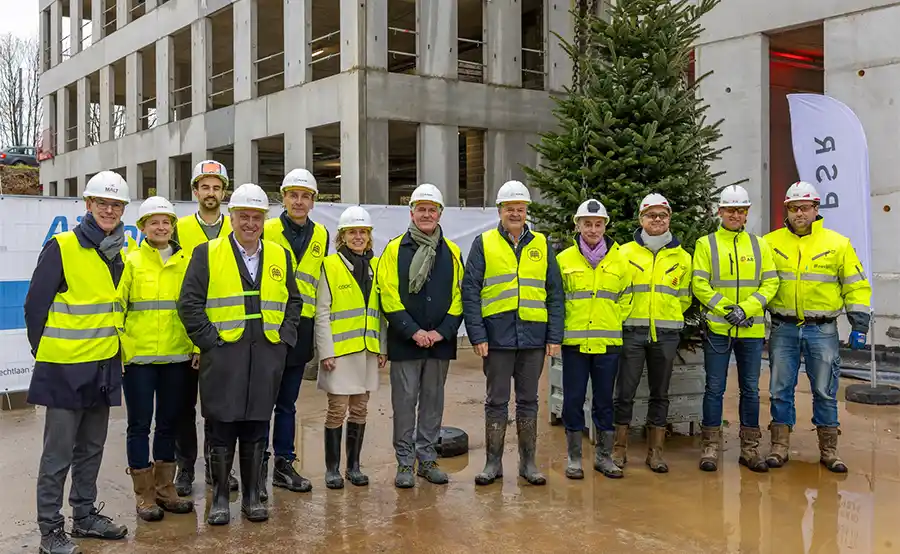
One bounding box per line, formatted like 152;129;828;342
817;426;848;473
565;430;584;480
394;465;415;489
417;460;449;484
324;426;345;490
39;527;80;554
646;425;669;473
738;426;769;473
699;425;721;472
239;441;268;522
207;446;233;526
71;503;128;540
154;461;194;513
516;417;546;485
345;422;369;487
611;424;629;468
475;419;506;486
766;423;791;468
127;466;163;522
274;455;313;493
174;465;194;497
594;430;623;478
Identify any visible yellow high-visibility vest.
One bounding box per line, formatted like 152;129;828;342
620;240;692;342
119;240;193;364
176;213;231;255
558;240;632;354
378;234;464;318
35;231;122;364
480;229;548;322
323;253;381;356
264;218;327;318
205;237;289;344
764;219;871;320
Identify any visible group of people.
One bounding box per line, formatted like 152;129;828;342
23;159;870;554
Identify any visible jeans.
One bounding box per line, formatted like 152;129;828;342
122;362;188;469
390;358;450;466
266;362;306;461
702;332;763;428
561;346;619;433
483;348;545;421
614;328;680;427
768;319;841;428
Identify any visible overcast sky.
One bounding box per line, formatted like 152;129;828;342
0;0;39;39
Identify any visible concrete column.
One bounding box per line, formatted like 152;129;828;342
696;34;769;233
284;0;311;87
76;77;89;148
156;157;173;199
126;163;142;200
91;0;104;44
76;174;87;196
125;51;142;134
547;0;574;92
40;10;50;72
156;36;173;125
145;0;158;10
100;65;114;141
192;151;211;172
417;124;460;207
56;87;68;154
485;131;537;204
50;1;61;66
70;0;83;55
233;0;258;102
366;0;387;70
234;140;258;187
339;80;362;203
340;0;379;71
191;18;211;116
117;0;129;30
284;126;312;172
418;0;457;78
364;120;389;204
485;0;522;87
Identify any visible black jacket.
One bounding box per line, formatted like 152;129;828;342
177;235;303;422
25;224;124;410
383;231;464;362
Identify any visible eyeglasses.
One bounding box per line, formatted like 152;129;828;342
722;207;749;216
642;212;670;221
786;204;817;214
94;198;125;213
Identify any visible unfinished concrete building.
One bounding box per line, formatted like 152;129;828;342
36;0;585;206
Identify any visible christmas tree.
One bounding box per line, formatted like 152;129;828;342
525;0;726;250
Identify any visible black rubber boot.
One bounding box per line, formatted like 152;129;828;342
259;451;269;502
239;441;268;522
516;417;546;486
174;465;194;497
345;422;369;487
324;426;345;490
206;446;233;526
565;430;584;479
475;419;506;486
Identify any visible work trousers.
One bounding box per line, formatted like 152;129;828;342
483;348;545;422
561;346;619;433
390;358;450;466
207;420;269;450
36;405;110;535
122;362;188;469
614;328;680;427
175;364;211;469
326;392;370;429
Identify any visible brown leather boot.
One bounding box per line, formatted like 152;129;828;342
611;424;629;468
817;427;848;473
645;426;668;473
128;466;163;522
766;423;791;468
738;426;768;472
699;426;720;472
154;461;194;513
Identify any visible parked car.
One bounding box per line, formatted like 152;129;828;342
0;146;39;167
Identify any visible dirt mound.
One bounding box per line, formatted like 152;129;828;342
0;165;40;195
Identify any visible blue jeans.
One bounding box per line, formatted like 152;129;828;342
266;363;305;460
702;332;763;428
561;346;619;433
768;319;841;428
122;363;188;469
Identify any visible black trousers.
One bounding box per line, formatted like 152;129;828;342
207;420;268;449
174;366;210;468
613;327;680;427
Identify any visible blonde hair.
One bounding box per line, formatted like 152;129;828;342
335;227;373;252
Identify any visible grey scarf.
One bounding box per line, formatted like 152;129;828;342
408;223;441;294
98;228;126;261
641;229;672;254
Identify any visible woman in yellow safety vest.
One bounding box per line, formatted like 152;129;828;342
314;206;387;490
118;197;195;522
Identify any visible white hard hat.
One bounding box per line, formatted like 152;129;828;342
281;168;318;195
191;160;229;188
639;193;671;213
409;183;444;208
718;185;752;208
574;199;609;222
784;180;821;204
228;183;270;212
338;206;373;230
496;180;531;205
83;171;130;204
137;196;176;228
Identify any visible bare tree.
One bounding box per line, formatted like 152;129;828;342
0;33;41;147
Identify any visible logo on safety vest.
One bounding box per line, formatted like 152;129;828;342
338;283;352;290
740;256;755;263
527;248;543;262
311;242;323;258
269;265;284;281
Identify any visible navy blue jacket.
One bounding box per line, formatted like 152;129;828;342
462;224;565;350
25;220;124;410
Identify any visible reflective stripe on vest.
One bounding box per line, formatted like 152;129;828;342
480;229;548;322
264;218;327;317
176;214;231;255
708;232;761;287
35;231;122;364
324;254;381;356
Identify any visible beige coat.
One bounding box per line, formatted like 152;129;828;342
315;253;385;395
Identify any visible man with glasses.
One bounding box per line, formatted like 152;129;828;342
691;185;779;474
763;181;871;473
26;172;132;554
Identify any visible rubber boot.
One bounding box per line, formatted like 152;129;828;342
699;425;720;472
817;426;848;473
345;422;369;486
127;466;163;522
207;446;233;526
646;425;669;473
611;424;629;468
766;423;791;468
259;451;269;502
324;426;345;489
594;430;624;478
239;441;268;522
174;465;194;497
516;417;546;485
738;426;769;473
475;419;507;486
153;461;194;513
204;442;212;486
565;430;584;480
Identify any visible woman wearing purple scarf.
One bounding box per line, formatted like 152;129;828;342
556;199;634;479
